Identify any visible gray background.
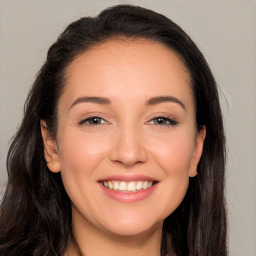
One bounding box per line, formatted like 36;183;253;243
0;0;255;255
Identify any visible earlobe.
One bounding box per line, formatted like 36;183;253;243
40;120;61;173
189;126;206;177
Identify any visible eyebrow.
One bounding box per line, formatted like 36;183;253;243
146;96;186;110
69;96;111;111
69;95;186;111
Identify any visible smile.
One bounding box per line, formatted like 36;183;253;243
102;180;156;193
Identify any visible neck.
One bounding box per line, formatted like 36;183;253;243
66;208;163;256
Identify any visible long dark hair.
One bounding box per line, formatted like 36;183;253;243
0;5;227;256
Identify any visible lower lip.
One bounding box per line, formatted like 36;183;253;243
99;183;157;202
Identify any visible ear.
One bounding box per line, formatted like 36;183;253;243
189;126;206;177
40;120;61;173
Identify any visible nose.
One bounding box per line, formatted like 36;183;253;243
109;126;148;167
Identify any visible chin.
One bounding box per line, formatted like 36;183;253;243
104;219;162;237
97;210;164;237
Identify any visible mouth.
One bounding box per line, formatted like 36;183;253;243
100;180;158;193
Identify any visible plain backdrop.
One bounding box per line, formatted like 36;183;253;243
0;0;255;255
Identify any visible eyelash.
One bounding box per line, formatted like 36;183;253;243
79;116;108;126
147;116;178;127
79;116;178;127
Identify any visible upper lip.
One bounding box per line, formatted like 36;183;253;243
98;174;158;182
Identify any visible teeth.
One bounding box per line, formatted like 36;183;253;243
108;181;113;189
102;180;155;192
113;181;119;190
142;181;148;189
127;181;136;192
136;181;143;190
119;181;126;191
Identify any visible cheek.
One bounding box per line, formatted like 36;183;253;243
148;132;195;217
57;129;110;193
58;129;108;169
152;133;195;175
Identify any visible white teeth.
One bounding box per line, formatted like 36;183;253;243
127;181;136;192
108;181;113;189
142;181;148;189
119;181;127;191
136;181;143;190
103;180;155;192
113;181;119;190
148;181;153;188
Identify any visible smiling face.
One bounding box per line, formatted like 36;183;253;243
41;38;205;238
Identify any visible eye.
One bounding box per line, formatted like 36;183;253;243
79;116;108;126
147;116;178;127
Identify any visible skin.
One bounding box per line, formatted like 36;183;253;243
41;38;205;256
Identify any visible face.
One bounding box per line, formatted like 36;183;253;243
42;38;205;237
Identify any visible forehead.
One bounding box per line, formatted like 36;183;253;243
62;38;194;109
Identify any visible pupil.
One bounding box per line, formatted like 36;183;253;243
157;118;164;124
92;117;99;124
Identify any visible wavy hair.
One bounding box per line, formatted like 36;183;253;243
0;5;227;256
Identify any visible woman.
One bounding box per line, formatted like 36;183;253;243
0;5;227;256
